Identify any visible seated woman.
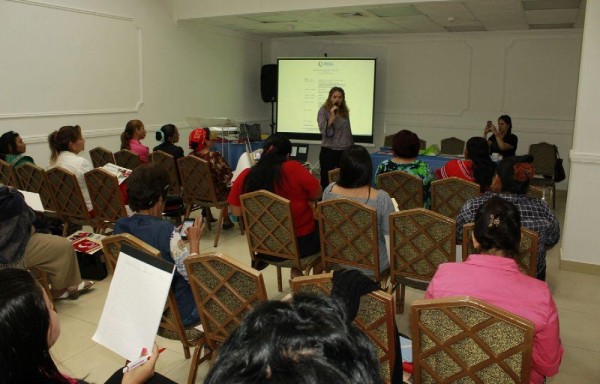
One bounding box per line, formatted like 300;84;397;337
456;155;560;281
0;268;171;383
189;128;234;229
427;197;563;383
375;130;434;208
227;133;322;277
153;124;184;161
435;136;496;192
114;163;203;326
484;114;518;158
322;145;394;276
48;125;94;212
121;119;149;163
0;131;34;167
0;186;93;300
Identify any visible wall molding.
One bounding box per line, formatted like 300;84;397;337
569;150;600;164
1;1;143;119
383;119;574;135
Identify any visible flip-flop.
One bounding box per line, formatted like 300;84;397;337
76;280;95;294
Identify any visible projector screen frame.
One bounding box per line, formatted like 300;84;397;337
275;57;377;145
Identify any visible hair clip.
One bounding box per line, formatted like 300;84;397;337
488;214;500;228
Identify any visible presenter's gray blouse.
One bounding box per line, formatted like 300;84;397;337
317;106;353;150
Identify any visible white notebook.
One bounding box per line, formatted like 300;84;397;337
92;244;175;361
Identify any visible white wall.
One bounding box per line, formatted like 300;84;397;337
0;0;270;168
270;30;581;188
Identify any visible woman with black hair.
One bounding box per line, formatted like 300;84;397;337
0;130;34;167
322;145;394;275
228;133;322;276
153;124;184;160
427;197;563;384
0;268;172;383
455;155;560;281
435;136;497;192
114;163;204;327
484;114;518;158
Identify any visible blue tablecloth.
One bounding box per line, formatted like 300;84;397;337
370;152;456;183
212;141;264;170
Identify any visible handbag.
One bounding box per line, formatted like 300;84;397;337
554;146;566;183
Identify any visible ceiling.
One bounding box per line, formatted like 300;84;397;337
181;0;586;38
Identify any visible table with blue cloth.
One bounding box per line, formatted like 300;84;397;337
211;141;264;170
370;152;457;184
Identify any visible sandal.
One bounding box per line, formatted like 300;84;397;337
58;281;95;300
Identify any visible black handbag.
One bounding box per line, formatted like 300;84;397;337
554;146;566;182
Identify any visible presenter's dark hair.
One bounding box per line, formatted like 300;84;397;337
0;269;71;383
0;131;20;158
156;124;177;142
48;125;82;164
121;119;144;150
337;145;372;188
498;115;513;135
126;163;170;211
204;293;382;384
243;133;292;194
473;196;521;259
392;130;420;158
466;137;496;192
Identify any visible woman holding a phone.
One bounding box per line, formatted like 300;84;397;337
484;115;518;158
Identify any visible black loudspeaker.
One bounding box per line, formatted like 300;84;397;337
261;64;277;103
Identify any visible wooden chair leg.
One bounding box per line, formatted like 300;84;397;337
213;208;224;247
276;267;283;292
396;284;406;314
187;338;211;384
184;203;192;220
62;222;70;237
238;216;244;235
183;344;190;359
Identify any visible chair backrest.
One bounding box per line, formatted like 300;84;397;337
525;185;544;200
151;150;181;195
177;156;219;205
114;149;141;170
15;162;59;213
317;198;383;281
89;147;115;168
46;167;92;222
384;134;394;147
462;223;538;277
84;168;128;227
327;168;340;185
528;142;557;177
0;158;19;188
184;252;267;349
377;170;423;210
239;190;302;268
389;208;456;282
291;273;397;384
440;137;465;155
430;178;480;219
411;296;534;384
419;139;426;150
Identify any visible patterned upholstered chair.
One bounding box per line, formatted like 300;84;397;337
383;134;395;147
526;185;544;200
151;150;181;196
0;158;19;188
291;273;397;384
84;168;128;234
178;156;229;247
89;146;115;168
377;170;423;211
411;296;534;384
430;177;480;219
327;168;340;185
101;233;203;360
15;162;61;218
528;142;558;208
317;198;388;284
46;167;98;236
240;190;321;292
440;137;465;155
184;252;268;384
114;149;141;170
461;223;538;277
389;208;456;313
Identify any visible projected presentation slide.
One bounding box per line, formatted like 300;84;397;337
277;58;376;144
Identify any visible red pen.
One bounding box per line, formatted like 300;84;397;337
122;347;166;373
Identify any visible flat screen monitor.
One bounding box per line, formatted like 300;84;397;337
276;58;376;145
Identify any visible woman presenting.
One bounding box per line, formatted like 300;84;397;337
317;86;353;189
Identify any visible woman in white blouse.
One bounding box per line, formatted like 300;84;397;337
48;125;93;212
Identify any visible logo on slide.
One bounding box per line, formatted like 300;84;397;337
318;61;334;67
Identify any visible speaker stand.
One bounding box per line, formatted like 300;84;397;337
270;101;276;135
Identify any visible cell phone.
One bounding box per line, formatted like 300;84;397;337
180;218;195;240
